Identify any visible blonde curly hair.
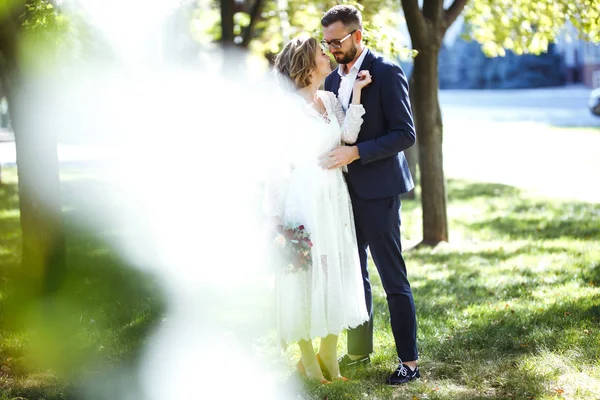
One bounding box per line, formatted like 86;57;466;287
274;34;319;90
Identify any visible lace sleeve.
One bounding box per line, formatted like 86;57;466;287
328;92;365;144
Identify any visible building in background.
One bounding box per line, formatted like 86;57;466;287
555;23;600;88
398;17;600;89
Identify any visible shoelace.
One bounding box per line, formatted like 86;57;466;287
396;365;409;377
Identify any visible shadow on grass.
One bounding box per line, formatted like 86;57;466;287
584;262;600;286
409;278;600;398
448;181;523;201
471;203;600;240
423;296;600;396
447;180;600;241
408;241;595;313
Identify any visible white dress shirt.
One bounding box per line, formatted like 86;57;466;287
336;48;369;111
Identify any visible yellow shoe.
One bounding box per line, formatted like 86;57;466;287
316;353;348;382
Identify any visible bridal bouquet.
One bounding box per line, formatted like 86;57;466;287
273;224;313;274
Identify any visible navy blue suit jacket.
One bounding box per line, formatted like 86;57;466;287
325;49;416;200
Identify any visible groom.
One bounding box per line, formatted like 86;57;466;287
318;5;419;385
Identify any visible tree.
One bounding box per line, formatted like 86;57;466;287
194;0;411;60
193;0;265;47
399;0;465;245
0;0;70;295
399;0;599;245
220;0;235;44
205;0;599;245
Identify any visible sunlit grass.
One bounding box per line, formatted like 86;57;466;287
0;165;599;399
289;179;600;399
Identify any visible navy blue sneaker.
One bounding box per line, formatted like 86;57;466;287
386;363;420;385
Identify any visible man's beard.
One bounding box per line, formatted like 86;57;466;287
334;45;358;65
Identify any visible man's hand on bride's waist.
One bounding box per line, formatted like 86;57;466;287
318;145;360;170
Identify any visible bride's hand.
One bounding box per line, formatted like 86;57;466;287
354;70;372;90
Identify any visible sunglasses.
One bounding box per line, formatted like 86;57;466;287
320;30;357;49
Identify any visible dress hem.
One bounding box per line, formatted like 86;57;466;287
280;315;369;343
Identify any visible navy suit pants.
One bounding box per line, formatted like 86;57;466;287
347;183;418;362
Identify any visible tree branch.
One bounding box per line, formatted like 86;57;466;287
444;0;468;27
400;0;427;48
242;0;263;47
422;0;444;23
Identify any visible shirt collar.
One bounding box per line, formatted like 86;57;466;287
337;47;368;77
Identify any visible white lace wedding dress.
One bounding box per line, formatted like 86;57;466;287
264;90;369;342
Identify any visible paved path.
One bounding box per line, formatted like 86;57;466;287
440;85;600;127
440;85;600;203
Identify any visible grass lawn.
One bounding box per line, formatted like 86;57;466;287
1;166;599;399
0;167;165;400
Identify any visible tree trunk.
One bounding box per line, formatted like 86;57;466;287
220;0;235;44
411;46;448;245
13;81;66;295
0;53;66;296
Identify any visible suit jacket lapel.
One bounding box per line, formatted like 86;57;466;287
330;72;341;96
348;49;375;104
358;48;375;71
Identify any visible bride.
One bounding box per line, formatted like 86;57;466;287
264;34;371;384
